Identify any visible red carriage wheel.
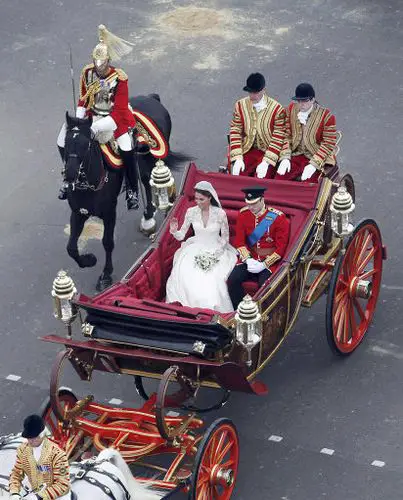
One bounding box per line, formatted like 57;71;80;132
326;219;384;355
189;418;239;500
40;388;79;451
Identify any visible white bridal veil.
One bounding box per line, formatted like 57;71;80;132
194;181;222;207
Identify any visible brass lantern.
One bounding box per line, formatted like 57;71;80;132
330;185;355;237
51;270;78;338
234;295;262;367
150;160;176;212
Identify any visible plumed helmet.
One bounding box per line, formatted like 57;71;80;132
21;414;45;439
292;83;316;101
243;73;266;93
92;24;134;64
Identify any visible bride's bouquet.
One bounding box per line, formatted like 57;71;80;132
194;251;220;272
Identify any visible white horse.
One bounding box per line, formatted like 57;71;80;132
0;434;163;500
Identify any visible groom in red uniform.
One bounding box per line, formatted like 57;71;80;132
227;186;290;309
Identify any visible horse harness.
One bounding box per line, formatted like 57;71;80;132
66;131;109;192
70;458;130;500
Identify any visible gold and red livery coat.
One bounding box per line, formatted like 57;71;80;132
229;94;286;171
9;437;70;500
281;102;337;170
234;205;291;270
78;63;135;139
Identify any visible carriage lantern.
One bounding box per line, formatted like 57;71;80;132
51;270;78;338
150;160;176;212
330;185;355;237
235;295;262;367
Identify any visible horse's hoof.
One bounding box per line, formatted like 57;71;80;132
96;275;113;292
79;253;97;268
139;216;156;236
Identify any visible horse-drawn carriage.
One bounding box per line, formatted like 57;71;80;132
37;161;385;498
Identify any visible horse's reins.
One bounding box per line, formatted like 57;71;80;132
66;134;109;192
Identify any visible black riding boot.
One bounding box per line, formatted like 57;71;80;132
120;149;139;210
57;146;68;200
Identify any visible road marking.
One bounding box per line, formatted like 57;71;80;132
370;345;403;360
268;435;283;442
382;284;403;291
320;448;335;456
108;398;123;405
371;460;385;468
6;374;21;381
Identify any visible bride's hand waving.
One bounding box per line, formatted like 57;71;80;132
170;217;179;234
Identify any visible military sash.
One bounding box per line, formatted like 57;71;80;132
247;211;278;247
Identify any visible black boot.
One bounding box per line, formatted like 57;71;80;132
57;146;68;200
120;149;139;210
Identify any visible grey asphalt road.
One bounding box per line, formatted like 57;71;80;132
1;0;403;499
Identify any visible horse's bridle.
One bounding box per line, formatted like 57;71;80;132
65;133;109;192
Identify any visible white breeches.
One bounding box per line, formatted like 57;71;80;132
56;124;132;151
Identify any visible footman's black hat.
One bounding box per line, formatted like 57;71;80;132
292;83;315;101
243;73;266;93
22;414;45;439
242;186;266;204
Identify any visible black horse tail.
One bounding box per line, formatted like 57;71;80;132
165;150;195;171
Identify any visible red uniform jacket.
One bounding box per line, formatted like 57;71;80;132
234;206;290;269
77;64;135;138
281;102;337;169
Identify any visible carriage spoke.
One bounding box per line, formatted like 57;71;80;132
212;430;228;464
356;247;376;275
359;268;378;280
348;299;357;339
351;233;372;274
335;303;347;342
197;482;209;500
216;439;233;465
334;293;347;328
353;297;366;322
343;298;351;344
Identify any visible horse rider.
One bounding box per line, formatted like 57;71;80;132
9;414;71;500
57;24;139;210
227;186;290;310
275;83;338;182
229;72;286;179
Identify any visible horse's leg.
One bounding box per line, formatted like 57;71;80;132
67;212;97;268
138;153;157;235
96;210;116;292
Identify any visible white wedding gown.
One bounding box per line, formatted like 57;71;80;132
166;205;237;312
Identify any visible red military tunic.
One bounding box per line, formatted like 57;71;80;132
77;63;135;138
234;205;290;269
277;102;337;181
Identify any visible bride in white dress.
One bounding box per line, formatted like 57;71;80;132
165;181;237;312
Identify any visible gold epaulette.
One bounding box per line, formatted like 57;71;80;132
267;207;284;216
240;206;249;212
116;68;128;81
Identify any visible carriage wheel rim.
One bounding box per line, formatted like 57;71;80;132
332;223;382;353
196;423;239;499
43;392;77;442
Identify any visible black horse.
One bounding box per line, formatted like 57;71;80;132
62;94;183;291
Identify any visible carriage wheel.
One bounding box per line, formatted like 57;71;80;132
40;388;78;441
326;219;384;355
323;173;355;247
189;418;239;500
156;366;199;441
134;376;150;401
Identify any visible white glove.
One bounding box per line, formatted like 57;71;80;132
256;159;269;179
301;163;317;181
277;158;291;176
10;495;21;499
246;258;266;274
76;106;86;119
232;158;245;176
90;115;117;135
